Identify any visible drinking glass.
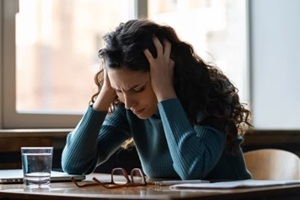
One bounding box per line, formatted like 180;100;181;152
21;147;53;188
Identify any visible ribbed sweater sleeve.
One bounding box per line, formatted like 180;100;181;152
61;106;107;174
158;98;226;180
61;105;132;175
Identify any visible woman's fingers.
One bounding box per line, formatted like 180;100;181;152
152;36;163;56
163;40;172;59
143;36;172;64
152;37;172;58
143;48;153;63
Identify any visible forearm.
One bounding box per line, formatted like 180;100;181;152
61;106;107;174
93;88;116;112
158;99;226;179
61;105;131;174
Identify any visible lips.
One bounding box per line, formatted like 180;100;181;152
132;108;145;115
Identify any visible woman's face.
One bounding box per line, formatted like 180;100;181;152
107;67;158;119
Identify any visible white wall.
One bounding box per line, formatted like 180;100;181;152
250;0;300;129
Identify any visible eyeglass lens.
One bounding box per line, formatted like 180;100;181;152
111;168;130;185
72;168;147;189
130;168;145;184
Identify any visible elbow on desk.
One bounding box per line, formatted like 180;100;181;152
61;159;95;175
61;154;96;175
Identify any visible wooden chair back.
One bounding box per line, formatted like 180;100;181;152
244;149;300;180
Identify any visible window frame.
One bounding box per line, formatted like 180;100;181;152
0;0;3;129
0;0;141;129
1;0;81;128
1;0;249;129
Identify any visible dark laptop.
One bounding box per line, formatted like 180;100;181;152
0;169;85;184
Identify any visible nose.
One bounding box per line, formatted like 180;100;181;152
123;94;136;109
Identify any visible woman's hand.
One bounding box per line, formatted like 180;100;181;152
101;64;115;93
93;65;116;112
143;37;177;102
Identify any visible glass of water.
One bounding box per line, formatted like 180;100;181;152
21;147;53;188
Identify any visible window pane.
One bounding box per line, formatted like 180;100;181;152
16;0;133;114
148;0;249;104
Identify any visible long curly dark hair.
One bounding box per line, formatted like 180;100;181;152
91;19;252;152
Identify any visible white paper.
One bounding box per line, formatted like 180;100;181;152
170;179;300;189
154;179;209;186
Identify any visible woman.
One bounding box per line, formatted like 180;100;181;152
61;19;252;180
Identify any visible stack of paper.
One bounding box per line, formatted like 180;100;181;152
170;179;300;189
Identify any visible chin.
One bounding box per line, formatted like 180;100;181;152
136;114;151;120
135;111;154;120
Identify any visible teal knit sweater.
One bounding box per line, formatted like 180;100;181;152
61;98;251;180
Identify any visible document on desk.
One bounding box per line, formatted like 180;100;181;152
170;179;300;189
154;179;209;186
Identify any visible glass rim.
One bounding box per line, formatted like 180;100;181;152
21;147;53;149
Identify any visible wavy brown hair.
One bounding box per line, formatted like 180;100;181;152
91;19;252;152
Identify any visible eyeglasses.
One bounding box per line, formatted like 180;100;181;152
71;168;147;189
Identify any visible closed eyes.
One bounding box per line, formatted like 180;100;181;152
114;83;146;94
115;87;145;94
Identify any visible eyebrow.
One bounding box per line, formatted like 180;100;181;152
113;81;147;92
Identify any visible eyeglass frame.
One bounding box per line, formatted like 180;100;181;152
71;167;147;189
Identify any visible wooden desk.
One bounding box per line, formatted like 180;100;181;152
1;174;300;200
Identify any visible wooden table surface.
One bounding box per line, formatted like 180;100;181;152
1;173;300;200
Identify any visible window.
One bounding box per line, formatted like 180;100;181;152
147;0;249;104
0;0;248;129
1;0;137;128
